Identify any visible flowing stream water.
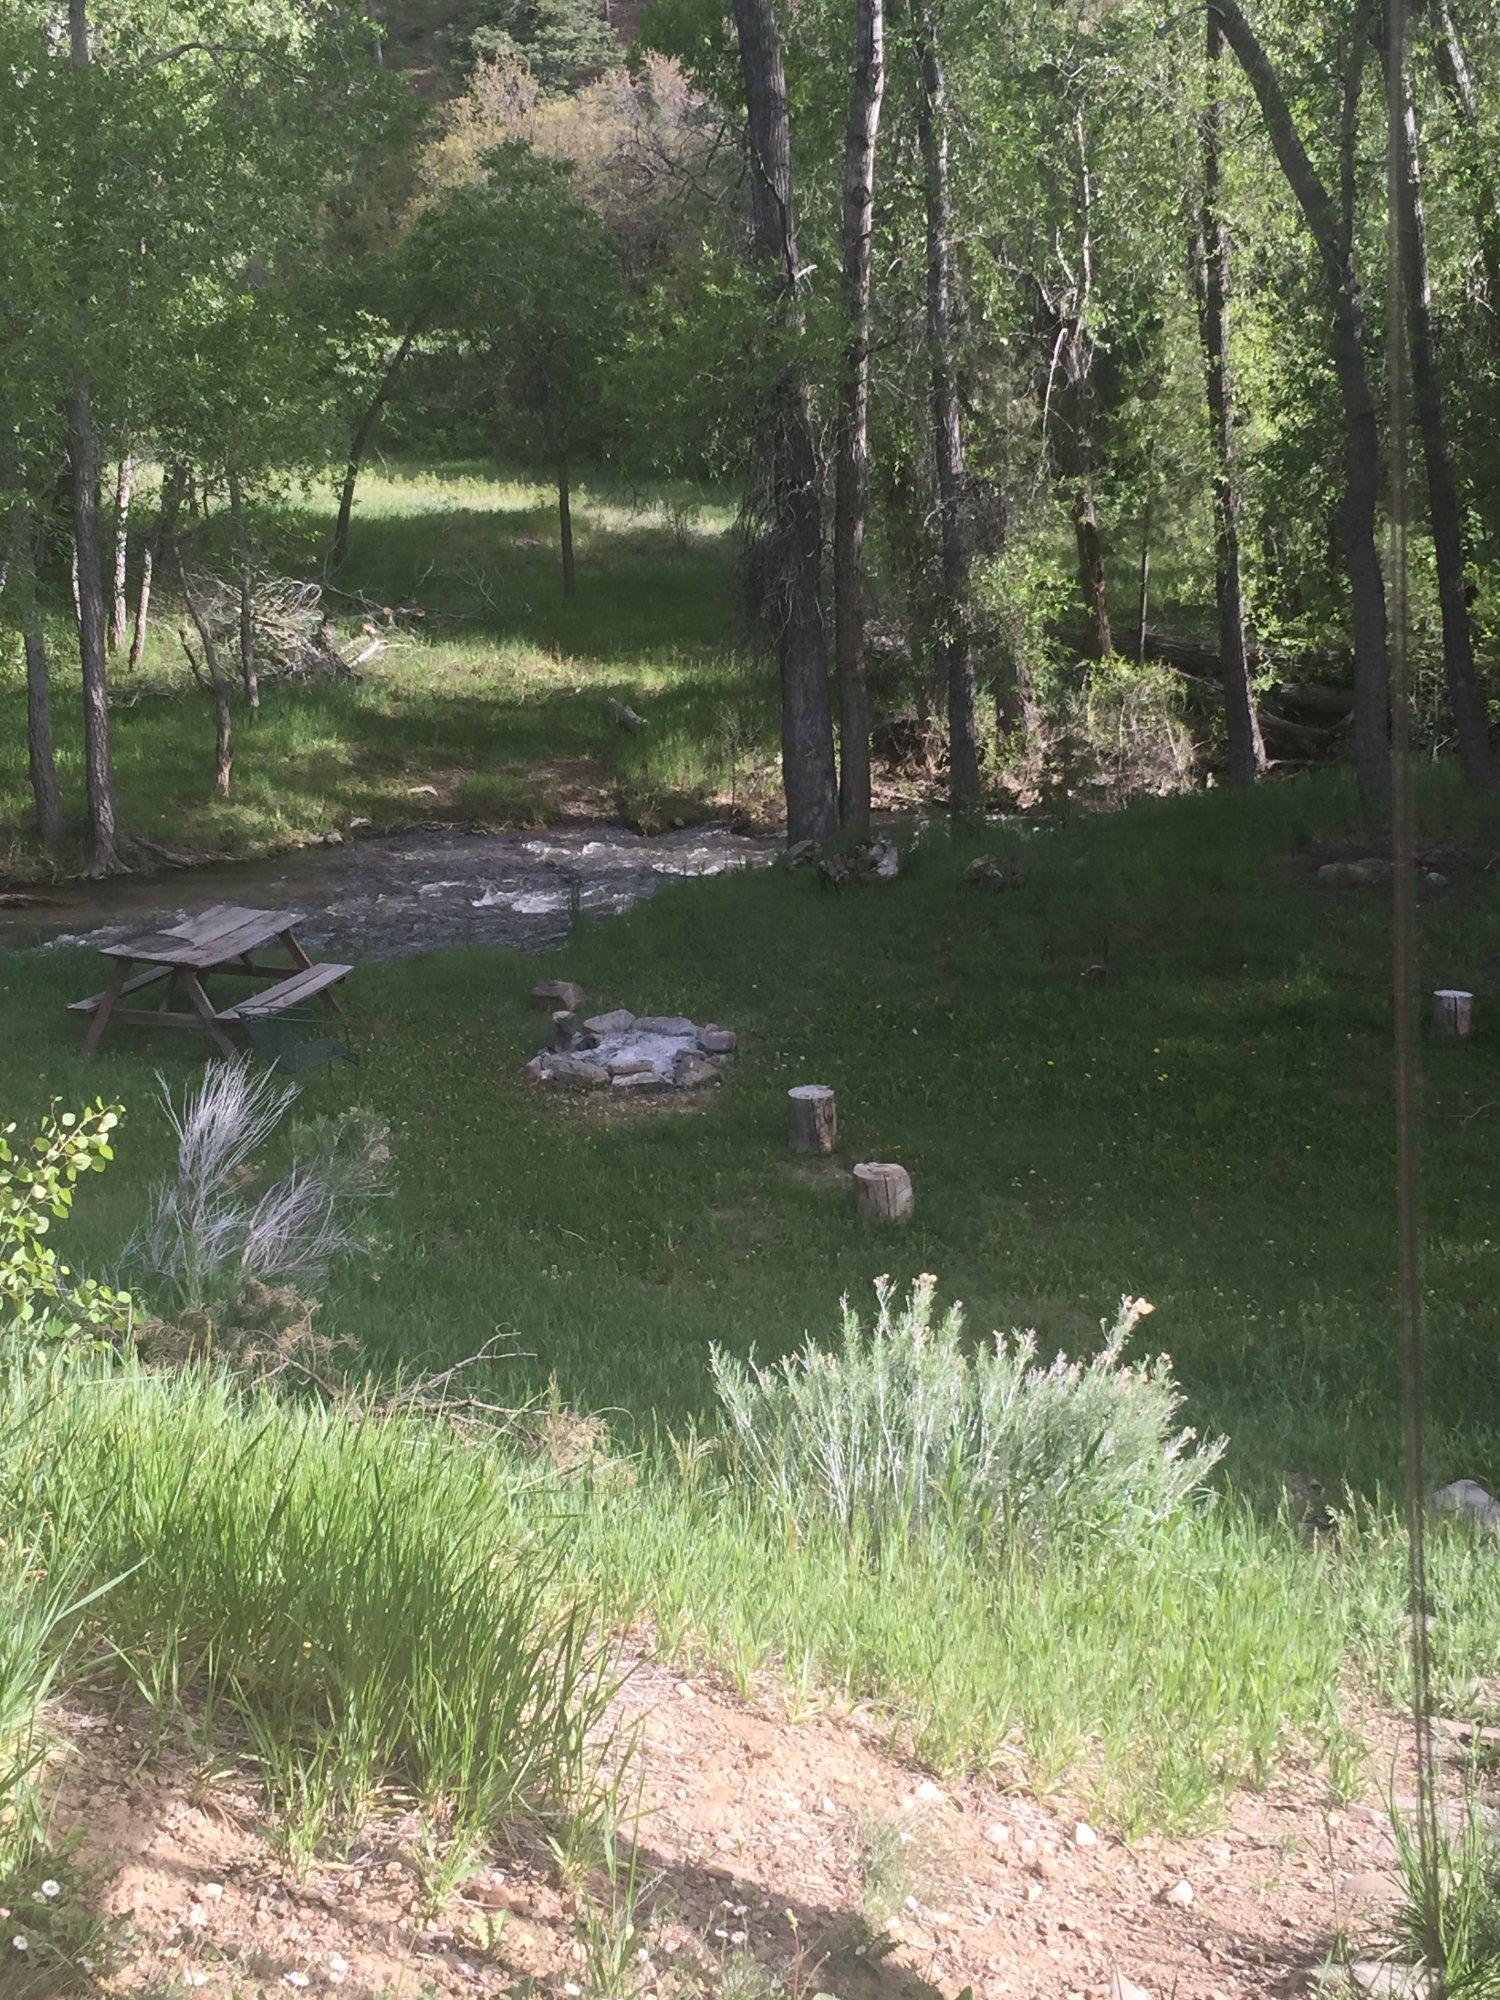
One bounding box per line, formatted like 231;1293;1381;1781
1;824;779;963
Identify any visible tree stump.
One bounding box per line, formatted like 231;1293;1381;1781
788;1084;837;1154
1432;989;1474;1039
853;1161;914;1222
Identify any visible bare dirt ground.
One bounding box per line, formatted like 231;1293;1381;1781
35;1655;1467;2000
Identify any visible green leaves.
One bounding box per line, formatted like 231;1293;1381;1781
0;1102;131;1355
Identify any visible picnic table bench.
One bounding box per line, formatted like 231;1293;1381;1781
70;903;350;1059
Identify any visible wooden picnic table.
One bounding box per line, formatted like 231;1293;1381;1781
70;903;351;1059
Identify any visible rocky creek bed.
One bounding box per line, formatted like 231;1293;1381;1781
1;824;778;963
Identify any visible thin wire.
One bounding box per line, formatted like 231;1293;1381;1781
1384;0;1443;1973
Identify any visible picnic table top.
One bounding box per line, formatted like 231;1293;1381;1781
99;903;308;969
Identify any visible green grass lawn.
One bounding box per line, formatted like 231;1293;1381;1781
6;769;1500;1829
0;461;775;873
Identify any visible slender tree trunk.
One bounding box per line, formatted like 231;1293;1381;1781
1211;0;1389;799
1192;8;1267;783
1391;59;1495;783
832;0;885;837
330;323;418;574
1136;486;1153;661
1429;0;1500;323
11;508;66;849
67;0;125;870
227;469;259;712
107;450;133;652
176;544;234;797
913;0;980;810
129;462;183;671
729;0;839;844
558;458;576;598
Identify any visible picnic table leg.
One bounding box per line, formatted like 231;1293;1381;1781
280;929;345;1018
79;960;132;1056
181;972;239;1059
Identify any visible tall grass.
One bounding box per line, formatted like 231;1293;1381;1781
0;1358;616;1852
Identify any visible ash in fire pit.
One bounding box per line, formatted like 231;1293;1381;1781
524;1008;738;1093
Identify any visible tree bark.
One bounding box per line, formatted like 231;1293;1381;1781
176;544;234;798
67;0;125;871
558;458;576;599
107;450;133;653
227;469;259;712
330;321;418;574
1191;8;1267;784
913;0;980;810
10;507;66;849
1210;0;1389;799
729;0;839;845
129;462;184;671
1390;57;1495;784
1429;0;1500;323
832;0;885;837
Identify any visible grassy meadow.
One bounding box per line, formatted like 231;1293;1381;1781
1;462;1498;1934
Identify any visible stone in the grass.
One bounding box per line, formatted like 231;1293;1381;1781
585;1008;636;1036
608;1056;656;1078
613;1069;669;1092
634;1015;696;1037
531;978;586;1010
700;1027;737;1054
1429;1479;1500;1532
673;1050;720;1089
525;1053;607;1090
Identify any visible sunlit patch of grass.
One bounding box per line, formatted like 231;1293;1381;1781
0;458;770;871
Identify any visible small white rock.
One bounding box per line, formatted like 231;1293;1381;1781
1163;1878;1193;1907
201;1883;223;1902
1109;1971;1151;2000
1073;1820;1098;1848
984;1822;1011;1848
915;1779;943;1803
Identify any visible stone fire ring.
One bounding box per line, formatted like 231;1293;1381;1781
525;1009;738;1094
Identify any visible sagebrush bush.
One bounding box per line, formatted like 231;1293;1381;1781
712;1277;1223;1546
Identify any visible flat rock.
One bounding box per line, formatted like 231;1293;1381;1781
1317;858;1393;888
531;979;586;1010
699;1028;737;1054
524;1053;607;1091
633;1015;696;1037
608;1056;657;1078
1349;1960;1433;1997
1429;1479;1500;1531
612;1069;669;1092
673;1051;720;1089
1108;1973;1151;2000
584;1009;636;1036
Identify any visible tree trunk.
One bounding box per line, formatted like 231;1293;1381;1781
729;0;839;846
1191;8;1267;783
330;322;418;574
176;544;234;798
107;450;133;653
129;462;183;671
1391;59;1495;784
832;0;885;838
1211;0;1389;799
558;458;576;599
67;0;125;872
227;469;259;713
913;0;980;810
11;507;66;849
1429;0;1500;323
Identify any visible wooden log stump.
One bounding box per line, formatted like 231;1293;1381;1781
788;1084;837;1154
1432;989;1474;1039
853;1161;913;1222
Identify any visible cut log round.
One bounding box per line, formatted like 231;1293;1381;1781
853;1161;913;1222
788;1084;837;1154
1432;988;1474;1039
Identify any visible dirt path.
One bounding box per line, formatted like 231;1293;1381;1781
0;824;778;964
41;1660;1446;2000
